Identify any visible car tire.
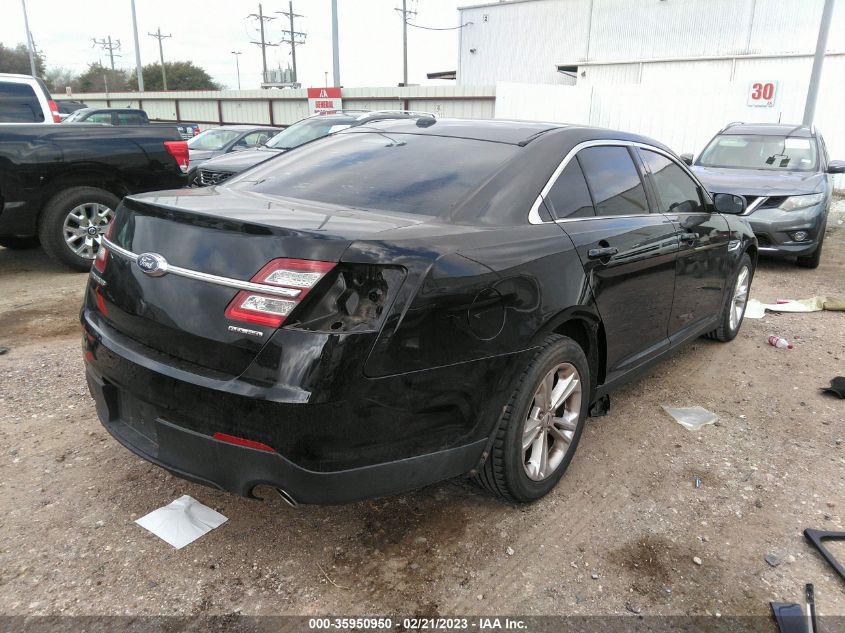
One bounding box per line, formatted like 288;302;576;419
0;236;39;249
796;224;825;269
38;187;119;272
476;334;590;503
706;252;753;342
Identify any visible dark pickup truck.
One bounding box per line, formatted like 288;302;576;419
0;124;189;270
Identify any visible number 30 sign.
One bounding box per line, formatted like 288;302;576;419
747;81;779;107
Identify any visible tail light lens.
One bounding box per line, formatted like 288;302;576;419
164;140;190;173
47;99;61;123
193;125;200;136
93;219;116;273
225;259;336;328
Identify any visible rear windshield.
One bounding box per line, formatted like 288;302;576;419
0;81;44;123
237;130;518;215
698;134;818;171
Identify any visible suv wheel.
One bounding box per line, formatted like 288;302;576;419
476;335;590;503
796;223;825;269
39;187;118;271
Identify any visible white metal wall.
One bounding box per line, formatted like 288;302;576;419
458;0;845;86
56;85;497;126
495;79;845;190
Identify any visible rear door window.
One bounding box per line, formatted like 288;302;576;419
86;112;113;124
0;81;44;123
115;112;146;125
639;149;704;214
577;146;649;216
545;158;595;220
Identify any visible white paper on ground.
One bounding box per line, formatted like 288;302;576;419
661;405;719;431
745;299;767;319
135;495;228;549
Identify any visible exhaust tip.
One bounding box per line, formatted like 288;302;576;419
274;488;299;508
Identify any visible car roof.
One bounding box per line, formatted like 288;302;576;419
721;123;814;137
345;118;569;145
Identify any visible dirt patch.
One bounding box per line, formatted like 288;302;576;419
0;300;83;343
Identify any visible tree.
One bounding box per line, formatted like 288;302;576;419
0;42;45;76
128;61;220;91
43;67;80;94
77;63;130;93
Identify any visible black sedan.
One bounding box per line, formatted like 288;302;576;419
82;118;756;505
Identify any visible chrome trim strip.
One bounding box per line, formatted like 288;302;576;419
528;139;699;225
742;196;766;216
102;238;302;298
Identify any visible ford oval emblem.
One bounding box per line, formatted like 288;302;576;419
136;252;168;277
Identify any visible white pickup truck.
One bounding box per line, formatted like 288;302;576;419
0;73;61;124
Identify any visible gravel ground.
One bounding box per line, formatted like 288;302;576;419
1;200;843;618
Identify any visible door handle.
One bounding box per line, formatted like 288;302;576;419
679;232;698;243
587;246;618;259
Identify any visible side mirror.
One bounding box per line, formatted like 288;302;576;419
230;145;248;152
680;153;694;166
828;160;845;174
713;192;747;215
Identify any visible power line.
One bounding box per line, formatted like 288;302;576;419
92;35;122;71
405;21;473;31
247;3;277;79
275;1;307;85
147;28;172;90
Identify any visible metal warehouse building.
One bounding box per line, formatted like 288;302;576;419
457;0;845;87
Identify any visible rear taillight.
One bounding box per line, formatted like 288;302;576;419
164;140;190;173
47;99;61;123
193;125;200;136
224;258;336;328
93;219;115;273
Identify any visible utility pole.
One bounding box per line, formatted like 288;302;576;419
92;35;122;71
331;0;340;86
147;28;172;90
20;0;37;76
231;51;242;90
276;2;306;84
248;3;276;82
394;0;417;86
803;0;835;126
130;0;144;92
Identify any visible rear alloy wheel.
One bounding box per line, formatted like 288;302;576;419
38;187;119;271
707;252;753;342
477;335;590;503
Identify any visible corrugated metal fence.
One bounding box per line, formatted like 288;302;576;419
61;85;496;127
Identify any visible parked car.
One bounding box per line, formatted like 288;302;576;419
55;99;88;120
683;122;845;269
187;125;279;171
82;118;756;506
62;107;200;140
191;110;423;186
63;107;151;126
0;73;60;123
0;124;189;269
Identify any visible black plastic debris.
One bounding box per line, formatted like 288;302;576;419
0;347;8;355
820;376;845;399
804;528;845;583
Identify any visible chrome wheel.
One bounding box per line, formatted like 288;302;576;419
729;265;750;332
62;203;113;260
522;363;582;481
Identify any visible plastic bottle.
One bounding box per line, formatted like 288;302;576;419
767;335;793;349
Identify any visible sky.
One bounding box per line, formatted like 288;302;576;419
3;0;466;90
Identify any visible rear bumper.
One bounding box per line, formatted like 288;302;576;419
86;366;484;504
81;309;522;504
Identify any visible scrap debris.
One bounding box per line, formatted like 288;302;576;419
135;495;228;549
820;377;845;399
661;406;718;431
745;296;845;319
